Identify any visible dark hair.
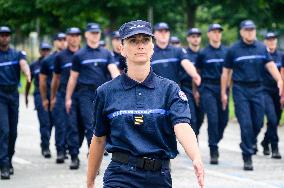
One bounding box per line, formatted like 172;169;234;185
121;36;155;45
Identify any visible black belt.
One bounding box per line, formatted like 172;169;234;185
202;79;220;85
112;152;170;171
76;84;97;91
0;85;18;93
234;81;262;88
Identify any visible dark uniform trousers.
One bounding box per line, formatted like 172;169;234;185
233;84;264;156
33;93;52;150
68;87;95;156
0;89;19;167
200;83;228;151
103;161;172;188
263;90;282;148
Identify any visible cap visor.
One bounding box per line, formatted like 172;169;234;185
122;30;154;39
87;29;101;33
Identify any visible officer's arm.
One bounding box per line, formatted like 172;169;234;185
19;59;31;83
266;61;283;96
39;74;48;101
50;73;61;100
65;71;79;113
181;59;201;86
107;64;120;79
87;135;106;188
221;68;232;110
24;79;31;107
174;123;204;188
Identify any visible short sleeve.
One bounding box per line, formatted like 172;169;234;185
93;90;109;137
223;48;234;69
40;58;49;75
167;83;191;127
264;48;273;64
54;54;62;74
71;54;81;72
177;47;188;61
107;50;115;65
18;50;27;60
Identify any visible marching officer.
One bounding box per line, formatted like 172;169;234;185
170;36;181;47
221;20;283;170
0;26;31;179
65;23;120;169
111;31;126;72
25;42;52;158
195;24;229;164
261;32;282;159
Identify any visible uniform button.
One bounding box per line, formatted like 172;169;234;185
138;92;142;96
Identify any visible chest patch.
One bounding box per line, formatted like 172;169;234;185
134;114;144;126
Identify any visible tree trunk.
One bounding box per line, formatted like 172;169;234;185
185;2;198;28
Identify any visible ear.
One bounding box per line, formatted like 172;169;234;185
120;43;127;58
149;42;154;57
84;32;88;39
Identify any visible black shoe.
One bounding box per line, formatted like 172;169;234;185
70;156;80;170
210;150;219;165
9;165;14;175
104;150;109;156
42;148;51;158
1;167;10;180
261;141;270;155
243;155;253;171
271;148;282;159
56;153;65;164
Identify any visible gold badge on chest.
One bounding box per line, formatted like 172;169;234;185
134;114;144;126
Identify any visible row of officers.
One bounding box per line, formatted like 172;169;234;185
0;19;283;180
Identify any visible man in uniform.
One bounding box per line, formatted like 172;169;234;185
111;30;126;72
25;42;52;158
151;22;201;86
170;36;181;47
50;28;81;164
180;28;204;136
221;20;283;170
261;32;282;159
87;20;204;188
65;23;120;169
0;26;31;179
195;24;229;164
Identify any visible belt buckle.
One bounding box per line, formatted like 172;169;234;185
143;157;155;170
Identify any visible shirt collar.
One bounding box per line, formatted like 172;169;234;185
121;69;156;90
86;44;100;51
154;44;171;51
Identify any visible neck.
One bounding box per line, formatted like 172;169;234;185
0;45;9;51
268;47;276;53
209;41;221;48
243;38;254;45
68;45;79;52
87;41;99;49
156;41;168;49
127;62;150;83
189;44;200;52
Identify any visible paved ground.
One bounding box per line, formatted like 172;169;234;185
0;95;284;188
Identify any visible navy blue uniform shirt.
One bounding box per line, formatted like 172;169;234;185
30;57;44;94
112;51;126;71
196;44;228;81
40;52;57;88
263;49;282;91
151;45;188;84
224;40;272;82
72;45;115;86
54;49;75;90
94;70;191;159
0;48;26;86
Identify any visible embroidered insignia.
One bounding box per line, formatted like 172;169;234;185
178;90;188;101
134;114;144;125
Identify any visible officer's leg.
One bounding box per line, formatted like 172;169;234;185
270;92;282;158
217;89;229;143
34;93;51;157
182;87;197;135
67;95;80;169
7;92;19;175
233;85;254;170
52;92;67;162
78;89;96;147
77;106;85;148
0;94;10;169
250;87;265;154
195;88;205;135
201;86;219;164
